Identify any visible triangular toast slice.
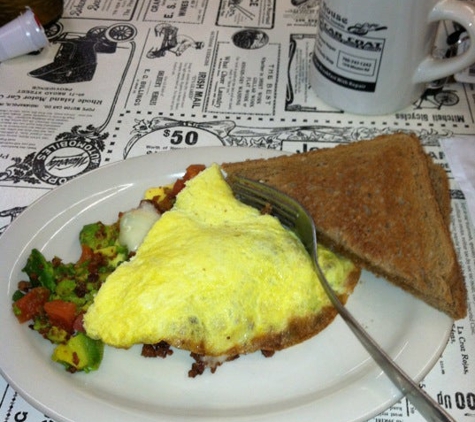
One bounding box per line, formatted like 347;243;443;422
223;133;467;319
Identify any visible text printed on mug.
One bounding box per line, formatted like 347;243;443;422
313;1;388;93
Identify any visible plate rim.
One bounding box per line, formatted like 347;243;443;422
0;146;452;422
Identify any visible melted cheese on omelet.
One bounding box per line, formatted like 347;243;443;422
84;164;355;356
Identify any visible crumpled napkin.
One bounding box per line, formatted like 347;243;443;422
441;136;475;228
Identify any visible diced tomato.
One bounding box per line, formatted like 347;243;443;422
13;287;50;323
44;300;78;333
171;164;206;197
171;178;186;196
73;312;85;333
77;244;94;265
183;164;206;181
157;195;174;213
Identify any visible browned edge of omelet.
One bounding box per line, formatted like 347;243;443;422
168;265;361;358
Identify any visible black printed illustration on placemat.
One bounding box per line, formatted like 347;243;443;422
225;1;256;20
0;206;26;235
146;24;204;59
28;23;137;84
232;29;269;50
413;35;461;110
413;81;459;110
0;125;107;186
123;116;450;158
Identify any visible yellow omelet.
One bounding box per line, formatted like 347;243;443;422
84;164;359;357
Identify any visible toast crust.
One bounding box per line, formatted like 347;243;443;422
427;157;452;228
223;133;467;319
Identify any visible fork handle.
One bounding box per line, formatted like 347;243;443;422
313;262;456;422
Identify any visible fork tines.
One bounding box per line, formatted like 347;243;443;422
229;176;298;229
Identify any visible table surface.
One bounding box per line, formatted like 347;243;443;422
0;1;474;422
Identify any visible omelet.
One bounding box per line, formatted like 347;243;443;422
84;164;359;357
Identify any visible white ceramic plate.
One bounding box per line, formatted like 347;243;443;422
0;147;452;422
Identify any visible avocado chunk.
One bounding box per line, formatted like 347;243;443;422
52;332;104;373
22;249;56;292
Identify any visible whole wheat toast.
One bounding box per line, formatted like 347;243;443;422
223;133;467;320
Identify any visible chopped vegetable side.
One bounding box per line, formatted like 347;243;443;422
12;219;129;373
11;164;206;374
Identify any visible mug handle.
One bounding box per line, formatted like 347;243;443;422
413;0;475;83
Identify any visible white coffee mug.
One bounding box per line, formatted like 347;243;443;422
310;0;475;115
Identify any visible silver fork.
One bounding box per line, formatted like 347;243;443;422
229;175;456;422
